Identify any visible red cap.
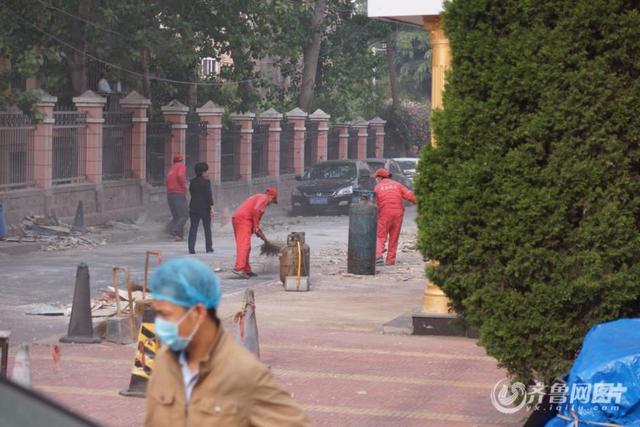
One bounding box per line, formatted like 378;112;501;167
265;187;278;203
373;168;390;178
173;154;183;163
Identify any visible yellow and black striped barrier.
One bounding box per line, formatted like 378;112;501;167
119;304;157;398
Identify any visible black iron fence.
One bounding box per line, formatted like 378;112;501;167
348;127;358;159
367;126;377;158
221;124;241;182
0;113;35;191
102;112;133;180
327;128;339;160
146;121;171;186
280;120;295;174
52;110;87;185
304;120;319;169
252;121;268;178
186;116;207;178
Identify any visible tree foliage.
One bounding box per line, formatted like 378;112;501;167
416;0;640;384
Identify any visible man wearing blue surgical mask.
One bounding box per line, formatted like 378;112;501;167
145;258;310;426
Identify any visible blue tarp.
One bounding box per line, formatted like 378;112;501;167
547;319;640;426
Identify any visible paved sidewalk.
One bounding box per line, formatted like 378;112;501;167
4;208;525;426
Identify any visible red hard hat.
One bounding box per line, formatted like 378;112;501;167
265;187;278;203
373;168;390;178
172;154;184;163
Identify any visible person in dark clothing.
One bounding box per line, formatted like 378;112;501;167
188;162;214;254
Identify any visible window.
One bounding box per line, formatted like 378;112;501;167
308;163;356;180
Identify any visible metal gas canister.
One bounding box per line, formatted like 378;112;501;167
279;232;310;284
347;197;377;275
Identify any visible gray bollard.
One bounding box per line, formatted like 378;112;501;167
60;263;101;344
11;344;31;388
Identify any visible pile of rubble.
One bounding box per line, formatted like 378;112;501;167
3;215;105;251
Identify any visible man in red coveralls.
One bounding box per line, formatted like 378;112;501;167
166;154;189;241
231;187;278;279
373;168;416;265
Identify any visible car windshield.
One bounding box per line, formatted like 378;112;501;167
308;164;356;180
397;160;417;171
366;161;385;171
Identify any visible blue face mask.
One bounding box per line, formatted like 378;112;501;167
155;307;199;352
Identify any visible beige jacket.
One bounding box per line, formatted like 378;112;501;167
144;328;311;427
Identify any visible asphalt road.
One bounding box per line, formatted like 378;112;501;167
0;207;417;346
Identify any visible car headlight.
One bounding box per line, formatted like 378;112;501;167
334;185;353;197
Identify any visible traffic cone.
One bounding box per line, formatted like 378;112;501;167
120;304;158;398
11;344;31;388
71;201;85;233
233;289;260;359
60;263;101;344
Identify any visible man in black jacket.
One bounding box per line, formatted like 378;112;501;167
188;162;214;254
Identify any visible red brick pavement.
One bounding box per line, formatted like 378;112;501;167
12;325;525;427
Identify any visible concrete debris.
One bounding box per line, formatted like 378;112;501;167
105;220;139;231
3;215;105;251
19;303;67;316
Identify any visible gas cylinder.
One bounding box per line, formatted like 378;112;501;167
347;198;377;275
279;232;310;284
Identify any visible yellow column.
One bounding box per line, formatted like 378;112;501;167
421;15;453;315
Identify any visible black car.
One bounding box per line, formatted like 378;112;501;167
365;158;413;189
291;160;375;215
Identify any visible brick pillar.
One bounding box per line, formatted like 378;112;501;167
285;108;308;175
352;118;369;160
260;108;283;178
33;92;57;189
73;90;107;184
196;101;225;185
309;109;330;163
334;124;350;160
369;117;386;158
161;100;189;161
230;112;255;182
120;91;151;181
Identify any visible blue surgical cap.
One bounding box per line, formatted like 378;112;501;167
150;258;221;309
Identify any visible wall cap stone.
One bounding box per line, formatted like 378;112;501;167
34;90;57;105
369;116;387;125
120;91;151;107
309;109;330;120
351;116;369;128
259;107;283;120
230;112;256;120
161;99;189;113
196;100;225;115
285;107;308;119
73;90;107;105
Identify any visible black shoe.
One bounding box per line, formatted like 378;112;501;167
231;269;250;279
375;257;384;265
247;272;258;277
206;249;214;253
189;250;195;254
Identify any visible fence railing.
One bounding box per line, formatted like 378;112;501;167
348;127;358;159
146;121;171;186
52;110;87;185
367;126;377;158
280;121;295;174
327;128;339;160
186;117;206;179
102;112;133;180
0;113;36;191
304;121;319;169
252;122;268;178
221;124;241;182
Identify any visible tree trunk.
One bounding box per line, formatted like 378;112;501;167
297;0;327;113
385;31;400;111
141;48;151;98
68;0;89;96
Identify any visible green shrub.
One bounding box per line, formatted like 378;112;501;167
416;0;640;384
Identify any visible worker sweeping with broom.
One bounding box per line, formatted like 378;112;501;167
231;188;278;279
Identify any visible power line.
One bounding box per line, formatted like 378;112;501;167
0;2;261;87
35;0;129;38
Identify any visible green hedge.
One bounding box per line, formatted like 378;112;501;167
416;0;640;384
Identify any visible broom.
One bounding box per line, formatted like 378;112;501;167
260;238;284;256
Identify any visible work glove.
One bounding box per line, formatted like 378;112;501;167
254;227;266;240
